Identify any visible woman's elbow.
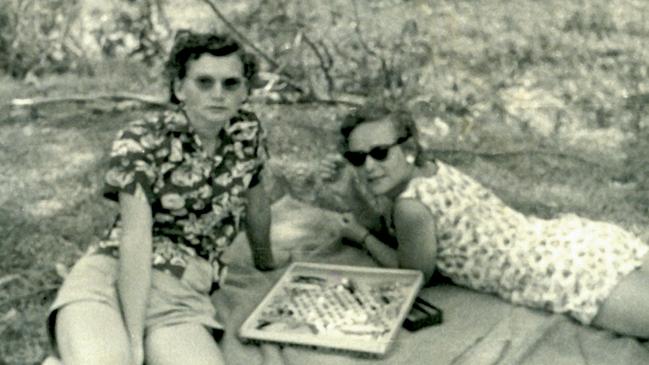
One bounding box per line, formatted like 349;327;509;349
398;256;435;283
399;250;435;283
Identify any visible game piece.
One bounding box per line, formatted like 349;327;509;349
239;262;423;356
403;297;443;331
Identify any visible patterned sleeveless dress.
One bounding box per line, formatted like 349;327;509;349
399;161;648;324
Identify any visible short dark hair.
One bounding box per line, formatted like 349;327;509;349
340;101;420;151
165;30;258;104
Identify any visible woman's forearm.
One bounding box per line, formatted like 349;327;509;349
118;234;152;346
362;233;399;268
341;214;398;268
244;181;275;269
117;188;153;348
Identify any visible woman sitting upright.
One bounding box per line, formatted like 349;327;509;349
47;30;287;365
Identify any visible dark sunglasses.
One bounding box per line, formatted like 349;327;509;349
343;135;410;167
193;76;244;92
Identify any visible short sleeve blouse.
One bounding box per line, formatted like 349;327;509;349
93;108;267;289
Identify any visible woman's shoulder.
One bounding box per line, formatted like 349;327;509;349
143;108;190;132
118;109;189;139
109;109;188;155
399;161;442;198
421;160;483;190
399;160;484;201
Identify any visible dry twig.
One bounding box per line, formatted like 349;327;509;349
350;0;391;88
199;0;280;69
302;33;335;99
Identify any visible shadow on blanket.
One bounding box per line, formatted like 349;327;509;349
216;196;649;365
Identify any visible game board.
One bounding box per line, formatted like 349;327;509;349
239;262;423;356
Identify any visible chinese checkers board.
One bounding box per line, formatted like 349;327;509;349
239;262;423;356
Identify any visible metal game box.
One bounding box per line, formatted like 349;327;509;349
239;262;424;356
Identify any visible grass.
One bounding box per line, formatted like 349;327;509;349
2;1;649;364
1;78;648;365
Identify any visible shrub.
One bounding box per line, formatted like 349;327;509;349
0;0;90;78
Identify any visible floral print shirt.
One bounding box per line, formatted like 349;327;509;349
93;108;267;290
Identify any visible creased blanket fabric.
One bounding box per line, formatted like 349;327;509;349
214;196;649;365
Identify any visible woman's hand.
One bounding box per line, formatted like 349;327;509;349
319;153;349;182
339;212;370;246
273;249;292;269
255;249;292;271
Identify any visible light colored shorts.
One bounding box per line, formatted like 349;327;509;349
47;253;224;355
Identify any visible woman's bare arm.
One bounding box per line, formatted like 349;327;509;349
340;212;398;268
393;198;437;283
117;185;153;364
244;180;277;270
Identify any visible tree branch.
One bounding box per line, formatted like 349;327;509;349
350;0;391;88
293;98;361;107
301;32;335;98
263;96;362;107
423;148;612;169
351;0;377;58
199;0;280;69
9;92;363;109
199;0;306;96
10;93;168;109
152;0;172;33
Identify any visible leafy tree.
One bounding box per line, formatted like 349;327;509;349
92;0;171;67
0;0;89;78
226;0;432;102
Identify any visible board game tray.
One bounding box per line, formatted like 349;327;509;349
239;262;424;356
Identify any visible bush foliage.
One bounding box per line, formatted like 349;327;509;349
0;0;89;78
2;0;649;174
2;0;649;185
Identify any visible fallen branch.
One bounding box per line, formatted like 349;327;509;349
424;148;614;169
260;92;364;107
292;98;361;107
0;275;21;288
9;92;362;112
10;93;168;109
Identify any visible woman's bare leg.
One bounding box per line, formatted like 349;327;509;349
591;256;649;338
55;302;130;365
145;323;225;365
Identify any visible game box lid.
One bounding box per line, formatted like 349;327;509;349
239;262;424;356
